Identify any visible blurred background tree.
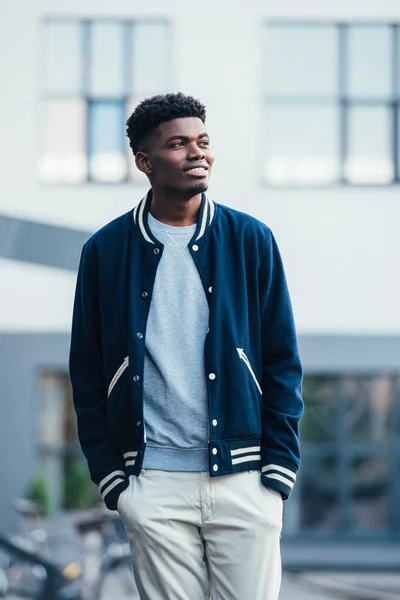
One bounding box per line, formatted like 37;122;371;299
24;473;50;517
63;460;97;510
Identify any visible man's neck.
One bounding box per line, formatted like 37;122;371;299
149;191;202;226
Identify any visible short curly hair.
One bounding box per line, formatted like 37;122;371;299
126;92;206;155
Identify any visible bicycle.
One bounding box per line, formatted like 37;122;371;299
0;506;138;599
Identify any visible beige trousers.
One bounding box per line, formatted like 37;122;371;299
117;470;283;600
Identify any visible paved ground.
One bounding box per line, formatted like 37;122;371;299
100;573;330;599
281;575;334;600
5;511;400;599
281;539;400;572
282;573;400;600
100;571;400;599
91;534;400;599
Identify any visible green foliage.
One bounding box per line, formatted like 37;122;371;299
24;473;50;516
63;460;96;510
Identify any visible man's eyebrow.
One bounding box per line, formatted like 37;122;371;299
165;133;210;144
166;135;188;143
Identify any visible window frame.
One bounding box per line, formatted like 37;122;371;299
39;17;172;186
262;21;400;188
298;371;400;538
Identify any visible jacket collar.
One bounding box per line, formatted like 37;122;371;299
133;189;215;245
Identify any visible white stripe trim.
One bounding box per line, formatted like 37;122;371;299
208;198;215;225
123;451;138;459
101;478;126;500
195;196;209;241
236;348;262;395
264;472;295;489
262;464;297;481
98;470;126;493
133;202;140;224
231;446;261;457
231;454;261;465
107;357;129;397
138;196;154;244
125;460;137;467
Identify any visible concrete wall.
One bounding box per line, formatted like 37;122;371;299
1;0;400;335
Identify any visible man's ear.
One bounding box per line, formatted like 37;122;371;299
135;152;153;175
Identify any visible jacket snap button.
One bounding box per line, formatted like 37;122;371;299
208;286;212;293
213;464;218;472
133;375;140;382
209;373;216;380
192;244;199;251
212;448;218;455
137;332;143;339
212;419;218;426
141;291;148;299
153;248;160;255
136;420;141;426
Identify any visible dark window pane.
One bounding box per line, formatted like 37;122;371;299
264;104;340;185
301;376;340;443
88;101;126;182
264;25;338;97
300;373;400;536
39;372;70;447
38;372;95;513
346;26;393;99
43;22;83;94
89;22;125;97
349;455;389;531
299;452;340;531
345;106;393;184
343;376;396;442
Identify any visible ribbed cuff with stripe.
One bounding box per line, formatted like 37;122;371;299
97;469;129;510
261;457;297;500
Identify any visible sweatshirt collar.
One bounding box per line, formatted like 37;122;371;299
133;189;215;245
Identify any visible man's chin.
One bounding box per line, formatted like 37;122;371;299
187;182;209;195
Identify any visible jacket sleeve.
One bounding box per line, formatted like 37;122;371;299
69;240;128;510
259;229;303;500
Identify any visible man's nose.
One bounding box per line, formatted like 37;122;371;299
187;142;205;160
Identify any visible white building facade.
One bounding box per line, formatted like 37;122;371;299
1;0;399;540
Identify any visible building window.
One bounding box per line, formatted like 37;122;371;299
263;24;399;186
39;19;171;184
37;371;96;512
299;374;400;535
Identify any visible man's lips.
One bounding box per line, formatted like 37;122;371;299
183;166;209;177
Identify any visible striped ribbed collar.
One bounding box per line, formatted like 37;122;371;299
133;189;215;245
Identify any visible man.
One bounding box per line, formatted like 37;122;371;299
69;92;303;600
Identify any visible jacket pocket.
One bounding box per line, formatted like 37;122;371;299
108;356;129;397
236;348;262;395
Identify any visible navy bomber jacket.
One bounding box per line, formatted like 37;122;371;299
69;191;303;510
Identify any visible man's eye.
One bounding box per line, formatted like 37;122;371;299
200;141;209;146
170;142;183;148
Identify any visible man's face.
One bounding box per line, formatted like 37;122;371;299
137;117;214;196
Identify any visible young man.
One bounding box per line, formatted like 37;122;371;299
69;92;303;600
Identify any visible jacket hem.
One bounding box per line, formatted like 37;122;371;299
261;455;297;500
